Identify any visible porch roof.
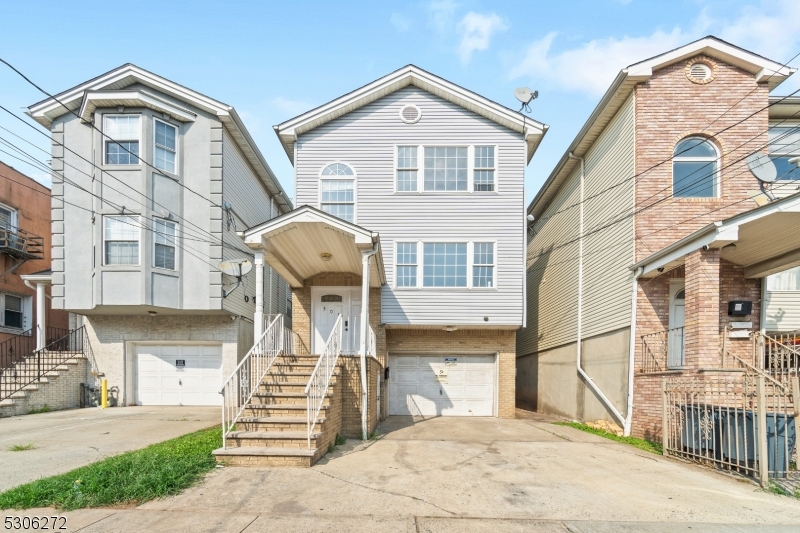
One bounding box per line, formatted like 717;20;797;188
242;206;386;288
631;192;800;279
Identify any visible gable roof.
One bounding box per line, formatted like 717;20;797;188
527;36;796;220
274;64;549;164
27;64;293;212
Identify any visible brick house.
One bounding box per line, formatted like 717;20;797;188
517;36;799;440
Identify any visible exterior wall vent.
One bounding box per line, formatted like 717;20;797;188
685;58;715;84
399;104;422;124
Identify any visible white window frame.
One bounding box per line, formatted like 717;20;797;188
318;162;357;224
766;266;800;292
393;145;499;194
0;292;29;331
395;241;419;288
103;114;141;166
472;241;496;288
393;239;498;290
767;121;800;182
0;201;19;230
473;145;498;192
153;217;178;271
103;215;141;266
672;136;720;198
153;118;178;175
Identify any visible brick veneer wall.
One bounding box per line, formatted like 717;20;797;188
84;314;240;405
290;272;386;364
339;355;382;438
634;55;769;258
720;259;762;360
386;328;516;418
0;357;88;417
685;248;721;368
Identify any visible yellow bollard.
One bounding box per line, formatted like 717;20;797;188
101;379;108;409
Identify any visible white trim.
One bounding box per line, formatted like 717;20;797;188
0;201;18;228
79;90;197;123
102;214;141;266
392;239;499;291
152;217;178;271
672;136;720;198
317;162;357;225
153;118;179;176
102;113;142;166
0;291;32;331
394;145;420;193
421;145;470;193
473;144;499;193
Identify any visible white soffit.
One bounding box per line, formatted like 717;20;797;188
79;90;197;123
274;65;549;163
528;36;796;220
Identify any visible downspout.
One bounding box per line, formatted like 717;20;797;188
359;237;380;440
569;152;627;430
623;267;643;436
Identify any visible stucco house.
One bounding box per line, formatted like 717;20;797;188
516;36;799;440
26;64;294;407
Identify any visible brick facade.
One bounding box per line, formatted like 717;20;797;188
0;357;88;417
386;328;516;418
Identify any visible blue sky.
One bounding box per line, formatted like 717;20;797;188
1;0;799;205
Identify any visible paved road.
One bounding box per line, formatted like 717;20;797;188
0;405;218;491
2;410;799;531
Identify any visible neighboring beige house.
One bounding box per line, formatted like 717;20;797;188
517;36;799;439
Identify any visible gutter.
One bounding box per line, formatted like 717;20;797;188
569;152;627;430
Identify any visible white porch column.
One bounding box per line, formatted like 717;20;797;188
359;251;371;440
254;251;265;345
35;282;46;351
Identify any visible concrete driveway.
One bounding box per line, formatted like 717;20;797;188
4;410;800;532
0;405;218;491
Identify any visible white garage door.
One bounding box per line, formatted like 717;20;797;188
136;344;222;406
388;355;495;416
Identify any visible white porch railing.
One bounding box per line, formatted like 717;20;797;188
220;314;285;449
369;325;376;358
305;314;343;448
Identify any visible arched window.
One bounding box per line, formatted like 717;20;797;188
675;289;685;299
673;137;719;198
319;163;356;223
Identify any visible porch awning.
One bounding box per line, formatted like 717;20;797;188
631;192;800;278
242;206;386;288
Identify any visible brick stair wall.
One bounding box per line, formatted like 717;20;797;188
0;356;88;417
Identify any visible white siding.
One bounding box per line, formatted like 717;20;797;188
294;86;526;326
764;291;800;331
518;95;635;356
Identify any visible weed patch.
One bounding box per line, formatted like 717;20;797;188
27;405;52;415
554;421;662;455
8;444;36;452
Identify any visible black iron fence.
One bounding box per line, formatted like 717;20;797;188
0;327;86;402
0;327;71;370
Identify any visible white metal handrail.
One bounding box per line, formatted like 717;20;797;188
305;314;343;448
220;314;283;449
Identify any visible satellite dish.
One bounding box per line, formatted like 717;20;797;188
747;153;778;183
218;259;252;277
514;87;534;104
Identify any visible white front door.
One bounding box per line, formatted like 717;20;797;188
312;287;363;354
135;344;222;406
669;281;686;368
387;355;496;416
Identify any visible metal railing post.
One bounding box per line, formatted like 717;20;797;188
756;375;769;487
792;375;800;418
661;378;668;456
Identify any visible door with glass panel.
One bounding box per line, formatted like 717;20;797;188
668;281;686;368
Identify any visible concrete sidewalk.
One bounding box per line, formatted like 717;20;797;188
0;405;218;491
3;411;799;532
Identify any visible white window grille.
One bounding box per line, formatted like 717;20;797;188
424;147;468;191
154;120;177;173
423;243;467;287
104;115;140;165
473;242;494;287
104;215;140;265
474;146;495;192
320;163;355;223
153;218;177;270
396;242;418;287
396;146;418;191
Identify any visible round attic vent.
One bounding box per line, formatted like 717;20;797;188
399;104;421;124
686;59;715;84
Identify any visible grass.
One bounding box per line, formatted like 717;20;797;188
554;421;663;455
0;427;220;511
8;443;36;452
26;405;52;415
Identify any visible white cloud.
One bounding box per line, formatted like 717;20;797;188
427;0;459;36
390;12;412;33
510;0;800;96
457;12;507;65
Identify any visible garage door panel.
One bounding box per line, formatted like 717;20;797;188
388;354;495;416
136;344;222;406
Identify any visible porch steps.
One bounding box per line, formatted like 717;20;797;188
213;353;343;467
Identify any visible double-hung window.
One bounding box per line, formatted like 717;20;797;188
104;115;140;165
104;215;140;265
320;163;355;223
153;218;177;270
423;243;467;287
473;242;494;287
768;125;800;182
424;147;468;191
396;146;418;191
474;146;495;191
154;120;177;173
396;242;418;287
3;294;23;329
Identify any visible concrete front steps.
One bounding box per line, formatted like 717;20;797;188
213;353;342;467
0;355;88;417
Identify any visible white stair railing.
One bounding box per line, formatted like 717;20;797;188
305;314;343;448
368;324;376;358
220;314;284;448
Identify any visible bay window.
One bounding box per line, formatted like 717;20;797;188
104;215;140;265
154;120;177;173
104;115;140;165
153;218;177;270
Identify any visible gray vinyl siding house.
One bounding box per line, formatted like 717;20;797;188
28;64;292;406
293;85;527;326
